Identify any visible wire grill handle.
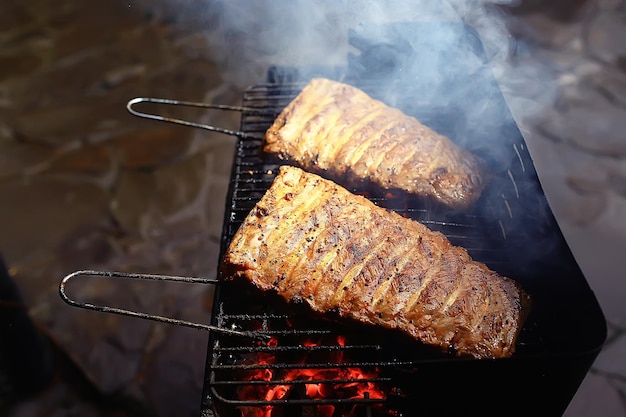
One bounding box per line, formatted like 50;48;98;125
126;97;266;139
59;270;268;340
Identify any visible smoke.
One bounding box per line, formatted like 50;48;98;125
161;2;554;173
160;0;555;129
199;0;508;78
134;0;574;276
146;0;560;176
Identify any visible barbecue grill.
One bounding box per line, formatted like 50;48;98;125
60;23;606;417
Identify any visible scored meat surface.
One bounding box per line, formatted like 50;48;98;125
221;166;531;359
264;78;486;210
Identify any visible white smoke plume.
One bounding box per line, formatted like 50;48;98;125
138;0;572;272
157;0;555;130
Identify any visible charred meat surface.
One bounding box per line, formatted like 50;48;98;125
264;78;486;210
221;166;531;359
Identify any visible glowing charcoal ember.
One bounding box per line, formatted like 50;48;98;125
237;335;386;417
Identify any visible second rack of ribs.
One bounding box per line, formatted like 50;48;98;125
264;78;486;210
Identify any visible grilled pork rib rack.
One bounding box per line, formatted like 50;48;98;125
221;166;531;359
264;78;487;210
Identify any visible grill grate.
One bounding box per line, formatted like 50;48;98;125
202;82;556;417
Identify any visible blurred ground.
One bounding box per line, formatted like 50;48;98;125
0;1;624;416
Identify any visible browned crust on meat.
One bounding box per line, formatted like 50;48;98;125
221;166;531;359
264;78;486;210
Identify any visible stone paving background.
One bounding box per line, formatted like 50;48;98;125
0;1;624;416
